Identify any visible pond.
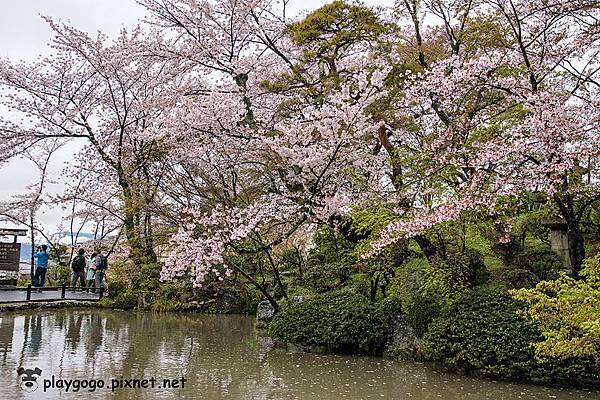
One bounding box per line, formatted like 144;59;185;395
0;310;597;399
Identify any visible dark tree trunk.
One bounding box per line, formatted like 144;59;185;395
370;273;380;301
414;235;439;262
567;227;585;278
554;193;586;279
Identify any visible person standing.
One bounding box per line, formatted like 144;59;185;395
33;245;49;288
70;248;87;290
93;249;108;290
86;252;97;290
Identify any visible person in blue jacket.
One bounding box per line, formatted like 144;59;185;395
33;245;49;288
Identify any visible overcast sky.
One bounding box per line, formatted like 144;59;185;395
0;0;392;236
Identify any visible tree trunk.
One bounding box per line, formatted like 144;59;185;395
122;186;157;266
567;227;585;278
29;222;35;284
554;193;586;279
414;235;439;262
370;273;380;301
226;257;279;312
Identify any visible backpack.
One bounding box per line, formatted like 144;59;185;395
71;255;86;272
96;255;108;271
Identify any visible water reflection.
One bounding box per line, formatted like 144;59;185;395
0;310;597;400
24;314;43;358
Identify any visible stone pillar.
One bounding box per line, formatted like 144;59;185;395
544;218;571;271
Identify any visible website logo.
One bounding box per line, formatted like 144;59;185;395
16;367;43;392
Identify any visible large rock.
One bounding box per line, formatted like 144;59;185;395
383;314;420;360
256;300;275;321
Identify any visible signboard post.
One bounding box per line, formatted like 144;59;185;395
0;228;27;286
0;243;21;271
0;229;27;242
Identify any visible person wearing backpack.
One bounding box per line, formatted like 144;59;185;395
70;248;87;290
94;249;108;290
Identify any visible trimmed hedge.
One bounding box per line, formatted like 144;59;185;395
422;288;539;380
269;292;387;354
422;287;600;388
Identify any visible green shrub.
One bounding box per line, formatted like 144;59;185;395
104;262;257;313
423;248;489;301
301;225;356;293
379;295;403;331
496;268;540;289
137;263;162;291
105;279;128;298
46;264;71;286
513;248;563;281
385;258;438;336
529;356;600;388
422;286;600;388
303;262;354;293
269;292;386;354
513;256;600;361
405;294;441;337
422;287;540;380
342;273;371;297
107;288;139;309
494;248;564;289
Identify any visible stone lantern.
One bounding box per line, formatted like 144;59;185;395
542;217;571;271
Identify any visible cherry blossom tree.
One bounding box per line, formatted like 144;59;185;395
0;19;186;265
137;0;394;308
0;140;63;280
366;0;600;277
1;0;598;302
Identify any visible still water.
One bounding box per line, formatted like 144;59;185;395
0;309;597;400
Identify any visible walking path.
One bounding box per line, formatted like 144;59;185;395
0;287;101;303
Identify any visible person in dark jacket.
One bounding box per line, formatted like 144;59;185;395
93;249;108;290
70;248;87;290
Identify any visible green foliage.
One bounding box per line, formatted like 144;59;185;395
269;292;386;354
423;247;489;301
309;225;356;265
350;209;411;299
303;226;357;293
385;257;439;336
513;256;600;361
285;1;387;51
379;295;403;327
342;273;371;297
513;247;563;281
422;287;541;380
286;286;317;301
108;287;139;309
494;246;563;289
422;286;600;388
404;294;440;337
303;262;354;293
263;0;389;108
46;264;71;286
104;262;258;313
497;268;540;289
